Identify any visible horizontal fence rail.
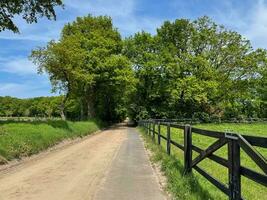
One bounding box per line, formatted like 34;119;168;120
150;118;267;124
139;119;267;200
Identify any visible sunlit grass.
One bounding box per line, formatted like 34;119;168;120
0;119;104;161
141;122;267;200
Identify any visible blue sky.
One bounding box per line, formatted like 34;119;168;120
0;0;267;98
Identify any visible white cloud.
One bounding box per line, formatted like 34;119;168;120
0;0;134;41
0;17;65;41
66;0;135;18
0;0;162;40
65;0;161;36
0;79;58;98
0;57;37;75
210;0;267;49
0;83;29;95
0;0;266;48
244;0;267;48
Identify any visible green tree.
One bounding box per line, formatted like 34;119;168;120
124;16;267;120
0;96;65;118
31;15;136;121
3;15;265;122
123;31;171;120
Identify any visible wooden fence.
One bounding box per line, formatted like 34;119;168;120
139;120;267;200
150;118;267;124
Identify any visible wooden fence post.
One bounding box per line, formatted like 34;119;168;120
167;123;171;155
184;125;192;174
158;122;161;145
228;139;241;200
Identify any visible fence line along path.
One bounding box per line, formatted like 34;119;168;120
139;119;267;200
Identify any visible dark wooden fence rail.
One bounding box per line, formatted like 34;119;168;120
150;118;267;124
139;119;267;200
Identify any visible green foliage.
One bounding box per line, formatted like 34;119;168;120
31;15;136;122
0;119;103;160
0;96;68;118
139;127;215;200
0;0;63;33
20;15;267;121
125;16;267;121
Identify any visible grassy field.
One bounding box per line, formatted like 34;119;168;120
0;119;104;163
139;122;267;200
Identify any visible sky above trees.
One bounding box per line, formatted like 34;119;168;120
0;0;267;98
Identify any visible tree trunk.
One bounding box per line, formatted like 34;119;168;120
60;104;66;120
59;95;67;121
85;87;95;119
87;97;95;119
80;98;84;120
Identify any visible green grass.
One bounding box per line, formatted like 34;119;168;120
0;119;105;161
139;127;215;200
195;122;267;136
140;122;267;200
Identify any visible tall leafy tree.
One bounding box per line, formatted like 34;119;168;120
124;16;267;120
124;32;172;119
31;15;135;121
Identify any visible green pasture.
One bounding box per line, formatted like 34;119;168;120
140;122;267;200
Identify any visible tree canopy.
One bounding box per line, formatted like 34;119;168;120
0;0;63;33
0;96;62;118
20;15;267;122
124;17;267;121
31;15;136;122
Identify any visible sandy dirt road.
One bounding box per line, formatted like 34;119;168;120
0;125;165;200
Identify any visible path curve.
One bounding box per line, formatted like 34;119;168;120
0;125;166;200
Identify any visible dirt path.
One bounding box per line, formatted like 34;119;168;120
0;125;165;200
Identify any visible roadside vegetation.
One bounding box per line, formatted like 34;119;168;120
140;123;267;200
0;96;83;120
0;119;104;163
0;15;266;123
27;15;266;123
0;4;266;199
139;127;214;200
0;11;266;198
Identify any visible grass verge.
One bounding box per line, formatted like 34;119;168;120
139;127;215;200
0;119;105;162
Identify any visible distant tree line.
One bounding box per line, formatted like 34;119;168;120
3;15;265;122
0;96;81;120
